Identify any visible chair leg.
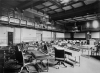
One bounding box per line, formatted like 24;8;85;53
55;61;60;65
18;66;24;73
61;62;67;67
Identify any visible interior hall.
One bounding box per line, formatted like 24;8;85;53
0;0;100;73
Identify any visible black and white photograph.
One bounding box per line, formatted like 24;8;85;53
0;0;100;73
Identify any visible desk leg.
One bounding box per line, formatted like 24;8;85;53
75;56;76;64
47;59;48;72
79;56;80;67
82;49;83;54
88;49;90;58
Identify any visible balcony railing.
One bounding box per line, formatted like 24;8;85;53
0;15;65;32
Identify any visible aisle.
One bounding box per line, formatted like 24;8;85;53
41;56;100;73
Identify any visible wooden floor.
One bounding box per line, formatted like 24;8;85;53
41;56;100;73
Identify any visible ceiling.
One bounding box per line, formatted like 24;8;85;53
1;0;100;31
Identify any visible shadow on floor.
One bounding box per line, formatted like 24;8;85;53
90;55;100;61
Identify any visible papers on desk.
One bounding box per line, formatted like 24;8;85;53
67;43;72;47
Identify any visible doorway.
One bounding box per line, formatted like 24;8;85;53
8;32;13;46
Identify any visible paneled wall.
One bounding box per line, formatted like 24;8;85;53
0;26;37;45
14;28;21;43
0;25;66;45
91;32;100;38
42;31;52;41
56;32;65;39
1;25;100;46
74;33;85;38
20;28;36;42
0;26;14;46
0;26;7;46
65;33;71;39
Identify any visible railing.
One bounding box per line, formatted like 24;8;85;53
0;15;65;32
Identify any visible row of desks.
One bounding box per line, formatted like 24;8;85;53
27;44;96;57
53;45;81;57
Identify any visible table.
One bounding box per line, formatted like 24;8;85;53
79;45;96;56
27;49;54;71
53;45;81;57
28;50;47;57
53;45;81;66
80;45;95;49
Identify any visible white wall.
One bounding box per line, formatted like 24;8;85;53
0;26;14;46
0;26;7;46
56;32;64;38
42;31;52;41
21;28;36;42
65;33;71;38
0;26;37;45
0;25;69;46
51;32;55;40
14;28;21;43
91;32;100;38
74;33;85;38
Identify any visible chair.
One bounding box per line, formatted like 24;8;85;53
14;46;37;73
54;47;67;68
3;46;22;73
40;44;48;54
0;50;4;73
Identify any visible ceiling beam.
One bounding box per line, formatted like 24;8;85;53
49;0;65;11
51;1;100;20
18;0;44;10
41;4;57;13
40;4;53;11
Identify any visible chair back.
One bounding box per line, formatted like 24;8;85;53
40;44;48;54
54;47;65;61
0;50;4;64
14;46;23;65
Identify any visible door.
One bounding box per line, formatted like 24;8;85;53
8;32;13;46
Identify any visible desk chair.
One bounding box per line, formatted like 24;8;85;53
40;44;48;54
0;50;4;73
54;47;67;68
13;46;37;73
3;46;22;73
